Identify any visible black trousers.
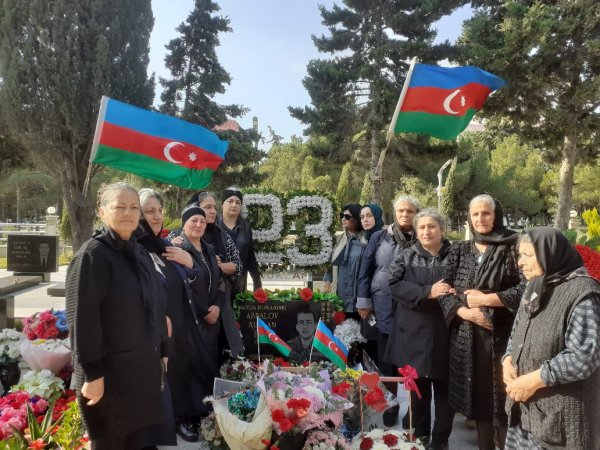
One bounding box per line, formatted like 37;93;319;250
411;377;455;444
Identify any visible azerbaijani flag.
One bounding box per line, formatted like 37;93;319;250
312;320;348;369
90;96;228;189
390;63;506;140
257;318;291;357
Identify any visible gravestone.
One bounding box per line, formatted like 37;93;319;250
237;299;335;362
7;235;59;273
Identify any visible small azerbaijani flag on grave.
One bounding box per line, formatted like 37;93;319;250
312;320;348;369
90;96;228;189
389;62;506;140
257;318;291;357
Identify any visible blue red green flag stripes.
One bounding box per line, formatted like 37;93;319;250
90;96;229;188
312;320;348;369
257;318;291;357
390;63;506;140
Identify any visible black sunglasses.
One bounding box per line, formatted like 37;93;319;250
339;213;354;220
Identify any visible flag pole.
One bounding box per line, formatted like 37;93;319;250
375;57;418;178
256;317;262;372
309;319;321;365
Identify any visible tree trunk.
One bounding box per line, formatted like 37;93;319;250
61;176;95;252
554;131;577;230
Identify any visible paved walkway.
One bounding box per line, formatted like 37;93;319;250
0;267;479;449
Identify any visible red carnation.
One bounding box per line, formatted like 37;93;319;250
333;311;346;325
287;398;311;410
364;386;387;412
575;244;600;281
383;433;399;446
359;437;374;450
332;381;353;398
272;409;286;422
253;288;268;303
299;287;313;302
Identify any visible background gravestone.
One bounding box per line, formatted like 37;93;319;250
7;235;59;273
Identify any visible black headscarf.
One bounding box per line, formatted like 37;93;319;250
136;216;167;254
469;198;518;292
521;227;583;317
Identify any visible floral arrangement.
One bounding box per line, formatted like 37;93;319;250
258;366;352;436
227;388;261;422
219;358;260;383
11;370;65;401
303;429;350;450
575;244;600;281
334;319;367;349
351;429;424;450
0;391;49;439
0;329;23;365
234;287;343;319
200;412;227;450
242;190;337;269
22;310;68;341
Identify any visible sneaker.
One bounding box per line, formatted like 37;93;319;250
175;422;199;442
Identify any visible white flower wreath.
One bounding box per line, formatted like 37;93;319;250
242;194;284;243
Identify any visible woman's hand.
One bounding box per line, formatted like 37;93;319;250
457;307;493;330
464;289;489;308
357;308;372;319
429;280;455;298
81;377;104;405
166;316;172;338
506;369;546;402
219;261;237;275
204;305;221;325
162;246;193;269
502;355;518;385
170;235;184;246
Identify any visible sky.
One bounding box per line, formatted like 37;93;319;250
149;1;472;145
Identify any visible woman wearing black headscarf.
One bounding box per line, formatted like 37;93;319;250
503;228;600;450
439;194;524;450
218;187;262;296
66;182;165;450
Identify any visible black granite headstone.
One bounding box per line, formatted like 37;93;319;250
7;235;59;273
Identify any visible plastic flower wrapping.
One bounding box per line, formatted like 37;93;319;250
351;429;425;450
303;429;350;450
20;338;71;375
258;366;353;435
22;309;69;341
334;319;367;349
0;328;24;364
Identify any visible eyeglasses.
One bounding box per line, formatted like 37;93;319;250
339;213;354;220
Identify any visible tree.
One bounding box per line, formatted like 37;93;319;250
291;0;466;203
0;0;155;249
159;0;263;193
457;0;600;230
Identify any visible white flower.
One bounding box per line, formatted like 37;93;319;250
242;194;284;243
334;319;367;348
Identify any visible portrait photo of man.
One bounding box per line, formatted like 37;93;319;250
287;305;325;364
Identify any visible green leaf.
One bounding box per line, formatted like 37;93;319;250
563;229;577;243
585;236;600;248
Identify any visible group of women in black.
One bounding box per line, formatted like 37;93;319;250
66;182;261;450
66;183;600;450
329;194;524;450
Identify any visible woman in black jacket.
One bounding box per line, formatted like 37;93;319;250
217;187;262;296
66;182;165;450
385;208;455;450
137;188;199;444
175;205;226;420
438;195;523;450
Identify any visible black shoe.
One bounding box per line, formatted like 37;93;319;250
383;405;399;427
176;422;199;442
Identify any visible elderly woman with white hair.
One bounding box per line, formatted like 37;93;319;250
439;194;524;450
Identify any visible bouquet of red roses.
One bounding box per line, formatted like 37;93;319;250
22;309;68;341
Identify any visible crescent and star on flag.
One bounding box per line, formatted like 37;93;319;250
442;89;465;115
163;141;198;164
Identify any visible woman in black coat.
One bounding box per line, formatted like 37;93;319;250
217;187;262;296
384;208;455;450
438;195;523;450
66;182;165;450
175;205;227;421
137;188;198;444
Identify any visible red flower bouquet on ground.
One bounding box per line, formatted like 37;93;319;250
22;310;68;341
